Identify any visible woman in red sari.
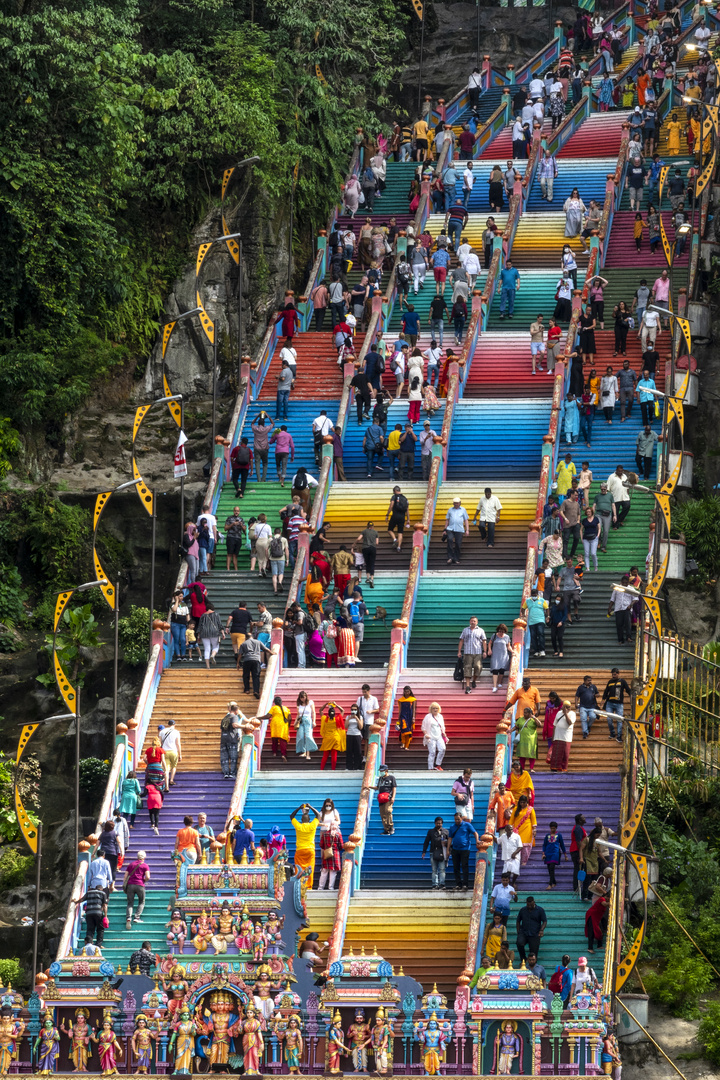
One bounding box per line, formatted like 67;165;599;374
542;690;561;764
437;348;457;397
585;892;608;954
335;610;357;667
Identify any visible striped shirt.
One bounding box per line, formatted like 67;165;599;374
459;626;487;654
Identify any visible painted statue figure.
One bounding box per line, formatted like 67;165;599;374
251;921;268;962
347;1008;372;1073
327;1012;350;1075
131;1015;158;1074
602;1032;622;1078
252;964;283;1021
34;1018;60;1075
370;1008;392;1076
210;901;237;955
166;909;188;953
0;1008;24;1077
162;964;190;1016
60;1009;92;1073
195;991;242;1069
91;1018;123;1076
240;1006;264;1075
496;1022;520;1076
169;1006;197;1076
191;910;215;953
264;909;285;954
417;1016;448;1076
276;1014;303;1074
234;907;253;953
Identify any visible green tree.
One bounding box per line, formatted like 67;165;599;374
37;604;102;690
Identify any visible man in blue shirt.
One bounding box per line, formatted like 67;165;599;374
401;305;421;346
431;247;451;296
552;954;573;1005
443;165;459;210
444;495;470;565
448;812;478;890
232;815;256;860
499;260;521;319
635;368;657;426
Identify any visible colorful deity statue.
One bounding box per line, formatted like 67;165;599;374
327;1011;349;1075
602;1031;622;1078
34;1016;60;1075
370;1008;393;1076
91;1016;123;1076
264;909;285;954
347;1008;372;1073
0;1007;24;1077
195;991;242;1069
495;1021;520;1076
252;964;283;1022
240;1006;264;1076
169;1006;197;1077
166;909;188;953
131;1014;158;1074
415;1014;448;1076
251;921;268;962
210;901;237;955
275;1014;303;1074
191;910;215;954
234;906;254;953
162;963;190;1016
60;1008;92;1073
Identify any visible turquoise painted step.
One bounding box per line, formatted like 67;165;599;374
481;891;605;972
92;890;175;970
447;400;551;481
487;271;559;329
407;572;525;667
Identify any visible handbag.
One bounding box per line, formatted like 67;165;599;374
453;656;464;682
378;792;391;804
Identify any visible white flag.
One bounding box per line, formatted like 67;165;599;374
174;429;188;479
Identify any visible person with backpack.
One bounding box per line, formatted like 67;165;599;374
223;506;246;572
548;955;573;1005
363;420;385;478
291;466;318;514
312;410;334;468
220;702;242;777
328;277;346;328
230;437;253;499
396;255;411;309
398;423;417;479
268;528;290;595
251;410;273;482
361;165;377;210
347;591;368;655
386;485;410;552
451;768;475;820
366;764;397;834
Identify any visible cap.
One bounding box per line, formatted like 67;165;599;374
578;956;588;966
424;420;431;426
453;496;461;503
594;816;603;824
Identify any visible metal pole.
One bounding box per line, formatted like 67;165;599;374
180;401;185;547
287;179;295;290
75;687;81;858
32;820;42;985
418;1;427;116
237;240;244;392
150;488;156;653
477;0;481;71
113;575;120;728
212;326;218;451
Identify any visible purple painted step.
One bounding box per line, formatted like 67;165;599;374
335;213;413;234
121;771;229;889
492;772;622;894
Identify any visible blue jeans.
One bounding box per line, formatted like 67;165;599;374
579;707;598;736
463;188;472;208
500;287;515;315
428;363;439;387
448;220;462;250
444;188;456;211
432;191;444;212
170;622;186;660
529;622;546;654
276;390;289;418
605;702;624;738
198;547;208;572
431;319;444;345
579;413;593;444
366;450;383;475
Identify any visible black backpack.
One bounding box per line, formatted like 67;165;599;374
232;444;250;466
270;535;284;559
294;472;308;490
302;614;315;637
394;494;409;514
221;712;235;733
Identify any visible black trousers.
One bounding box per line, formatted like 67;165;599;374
516;931;540;961
452;849;470;887
346;734;363;770
641;400;654;425
636;454;653;480
615;608;632;643
232;467;248;496
571;850;582;891
615;501;630;527
243;658;262;695
85;913;105;945
356;392;371;422
562;523;580;557
551;623;564;652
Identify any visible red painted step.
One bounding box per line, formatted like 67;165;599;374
259;330;347;400
604;211;690;269
558;111;631;158
465;331;560;399
479;120;553;161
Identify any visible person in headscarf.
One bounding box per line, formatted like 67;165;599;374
267;826;287;856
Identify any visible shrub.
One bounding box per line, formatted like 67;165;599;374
698;1002;720;1066
79;758;110;801
643;942;714;1018
0;848;33;888
0;958;22;988
118;605;165;666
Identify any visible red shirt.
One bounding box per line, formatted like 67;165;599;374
126;860;150;887
570;824;587;852
459;130;475;154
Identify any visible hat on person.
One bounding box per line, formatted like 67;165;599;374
424;420;431;427
578;956;588;966
453;496;461;503
594;817;603;825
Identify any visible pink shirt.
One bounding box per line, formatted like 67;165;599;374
126;860;150;886
270;430;295;457
653;276;670;302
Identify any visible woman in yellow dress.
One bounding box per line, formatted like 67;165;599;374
508;758;535;806
665;112;682;155
319;702;346;769
289;802;321;892
265;695;291;762
482;912;508;962
510;794;537;869
304;564;325;608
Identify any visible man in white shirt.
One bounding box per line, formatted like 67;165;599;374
532;99;545;123
521;101;534;128
424;340;442;388
457;239;471;267
640;307;660;351
473;487;503;547
529;76;544;99
464;248;481;290
606;466;631;529
467;67;483;110
497;823;524;885
312;410;334;467
419;421;435;480
279;341;297;375
357;684;379;730
462;163;475;209
159;720;182;786
196;504;218;566
445;496;470;565
512;117;525;158
695;22;711;51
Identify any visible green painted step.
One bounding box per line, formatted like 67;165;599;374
214;481;292;562
92;890;175;971
601;265;689;311
482;891;605;974
487;271;559;330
